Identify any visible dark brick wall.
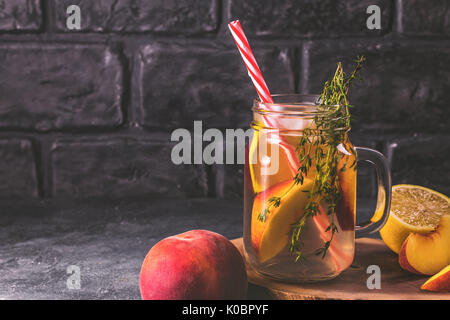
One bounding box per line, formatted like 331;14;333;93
0;0;448;201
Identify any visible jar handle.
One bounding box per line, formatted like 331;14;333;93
354;147;392;237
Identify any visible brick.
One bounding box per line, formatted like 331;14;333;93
139;43;294;130
0;139;38;198
208;129;252;199
51;137;208;198
0;44;123;131
229;0;392;38
219;164;245;199
401;0;450;36
0;0;42;31
215;134;258;199
388;135;450;196
304;42;450;134
349;134;380;199
53;0;218;33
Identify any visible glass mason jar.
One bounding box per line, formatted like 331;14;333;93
243;94;392;282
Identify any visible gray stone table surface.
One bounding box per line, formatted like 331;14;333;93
0;198;377;300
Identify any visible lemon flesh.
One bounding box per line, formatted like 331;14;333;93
380;184;450;254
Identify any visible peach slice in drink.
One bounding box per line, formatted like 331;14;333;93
336;151;357;232
248;131;298;194
251;179;314;263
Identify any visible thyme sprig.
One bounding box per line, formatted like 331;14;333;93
258;55;365;262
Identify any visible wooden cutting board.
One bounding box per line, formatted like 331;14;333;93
231;237;449;300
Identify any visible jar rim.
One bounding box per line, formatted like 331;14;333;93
252;94;350;133
253;94;341;116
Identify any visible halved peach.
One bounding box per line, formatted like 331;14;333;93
399;215;450;275
421;265;450;292
251;178;313;263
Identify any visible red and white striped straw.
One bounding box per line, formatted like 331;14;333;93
228;20;297;174
228;20;273;104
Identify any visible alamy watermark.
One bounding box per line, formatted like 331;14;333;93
66;5;81;30
366;265;381;290
66;265;81;290
64;4;381;32
171;121;280;175
366;5;381;30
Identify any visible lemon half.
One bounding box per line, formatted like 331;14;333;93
380;184;450;254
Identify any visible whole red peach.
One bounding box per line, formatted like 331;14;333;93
139;230;247;300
